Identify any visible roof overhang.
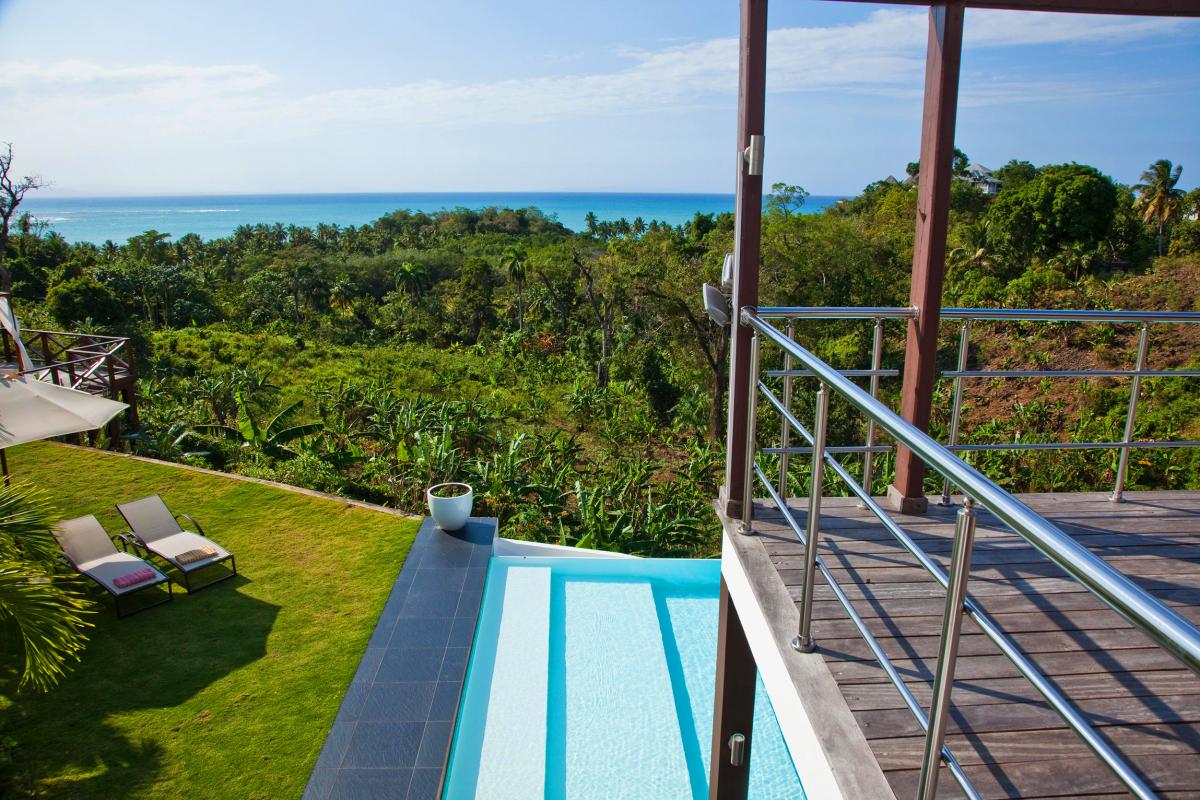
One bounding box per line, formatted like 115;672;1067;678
816;0;1200;18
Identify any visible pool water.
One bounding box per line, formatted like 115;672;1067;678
443;557;806;799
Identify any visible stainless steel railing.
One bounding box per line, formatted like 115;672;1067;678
739;306;1200;800
755;305;1200;502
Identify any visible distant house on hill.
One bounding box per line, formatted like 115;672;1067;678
964;162;1002;196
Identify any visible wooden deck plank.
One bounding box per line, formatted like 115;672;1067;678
871;722;1200;769
778;560;1200;585
841;670;1200;711
885;753;1200;800
853;693;1200;739
751;490;1200;799
828;647;1184;685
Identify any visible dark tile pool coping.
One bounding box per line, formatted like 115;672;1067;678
303;517;495;800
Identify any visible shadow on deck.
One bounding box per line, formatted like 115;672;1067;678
749;490;1200;800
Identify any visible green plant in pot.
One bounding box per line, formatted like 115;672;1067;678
426;482;474;531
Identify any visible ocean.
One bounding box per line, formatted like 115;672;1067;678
19;192;845;245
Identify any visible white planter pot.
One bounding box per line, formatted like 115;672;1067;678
426;482;474;531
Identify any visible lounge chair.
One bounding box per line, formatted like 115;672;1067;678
54;515;173;618
116;495;236;593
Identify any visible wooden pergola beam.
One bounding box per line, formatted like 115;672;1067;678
890;1;966;512
816;0;1200;16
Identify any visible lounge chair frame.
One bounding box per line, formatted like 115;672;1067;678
116;502;237;594
58;535;173;619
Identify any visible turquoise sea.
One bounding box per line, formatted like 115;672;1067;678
20;192;844;245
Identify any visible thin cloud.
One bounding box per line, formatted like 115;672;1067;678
0;10;1190;149
0;60;275;90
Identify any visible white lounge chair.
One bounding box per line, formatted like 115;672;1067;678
54;514;172;618
116;495;236;593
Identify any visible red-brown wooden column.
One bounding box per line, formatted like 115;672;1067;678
712;1;767;797
889;1;965;514
721;0;768;519
709;576;757;799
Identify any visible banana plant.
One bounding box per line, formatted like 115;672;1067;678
194;392;323;460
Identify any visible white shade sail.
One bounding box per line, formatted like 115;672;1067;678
0;375;128;448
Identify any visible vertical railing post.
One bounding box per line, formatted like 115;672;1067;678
740;332;761;535
41;332;58;385
860;319;884;504
1111;323;1150;503
792;383;829;653
941;318;972;505
917;498;976;800
778;321;795;498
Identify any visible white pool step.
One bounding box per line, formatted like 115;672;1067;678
561;580;692;799
476;566;551;800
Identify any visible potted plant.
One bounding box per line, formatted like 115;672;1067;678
426;482;473;531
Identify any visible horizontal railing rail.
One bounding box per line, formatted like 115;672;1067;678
753;305;1200;503
756;305;1200;324
2;329;132;393
739;306;1200;800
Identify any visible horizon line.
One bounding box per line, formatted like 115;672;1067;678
22;189;854;201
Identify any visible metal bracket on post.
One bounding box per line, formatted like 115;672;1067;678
916;497;977;800
727;732;746;767
742;135;764;176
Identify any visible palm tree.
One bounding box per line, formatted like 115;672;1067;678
499;245;528;330
0;482;93;690
1133;159;1184;256
395;261;428;298
331;278;356;312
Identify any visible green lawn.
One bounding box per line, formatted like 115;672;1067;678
0;442;420;800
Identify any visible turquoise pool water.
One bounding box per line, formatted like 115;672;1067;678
443;557;806;799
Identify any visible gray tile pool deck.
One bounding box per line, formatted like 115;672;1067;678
303;517;496;800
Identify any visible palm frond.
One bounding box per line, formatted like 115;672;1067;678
269;422;325;446
0;482;60;566
264;399;307;441
0;563;94;691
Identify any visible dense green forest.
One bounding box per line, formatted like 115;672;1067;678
5;156;1200;557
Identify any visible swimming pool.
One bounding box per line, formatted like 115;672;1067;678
443;556;806;799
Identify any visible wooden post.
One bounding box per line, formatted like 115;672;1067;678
709;577;756;799
722;0;768;519
889;1;965;514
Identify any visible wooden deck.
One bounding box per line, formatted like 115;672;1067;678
750;491;1200;800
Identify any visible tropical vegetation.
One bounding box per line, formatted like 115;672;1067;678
0;441;419;799
1;153;1198;566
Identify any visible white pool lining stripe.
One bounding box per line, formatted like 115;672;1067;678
476;566;551;800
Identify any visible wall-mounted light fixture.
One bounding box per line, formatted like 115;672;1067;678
702;282;731;327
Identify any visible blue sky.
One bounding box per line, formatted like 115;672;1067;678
1;0;1197;196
